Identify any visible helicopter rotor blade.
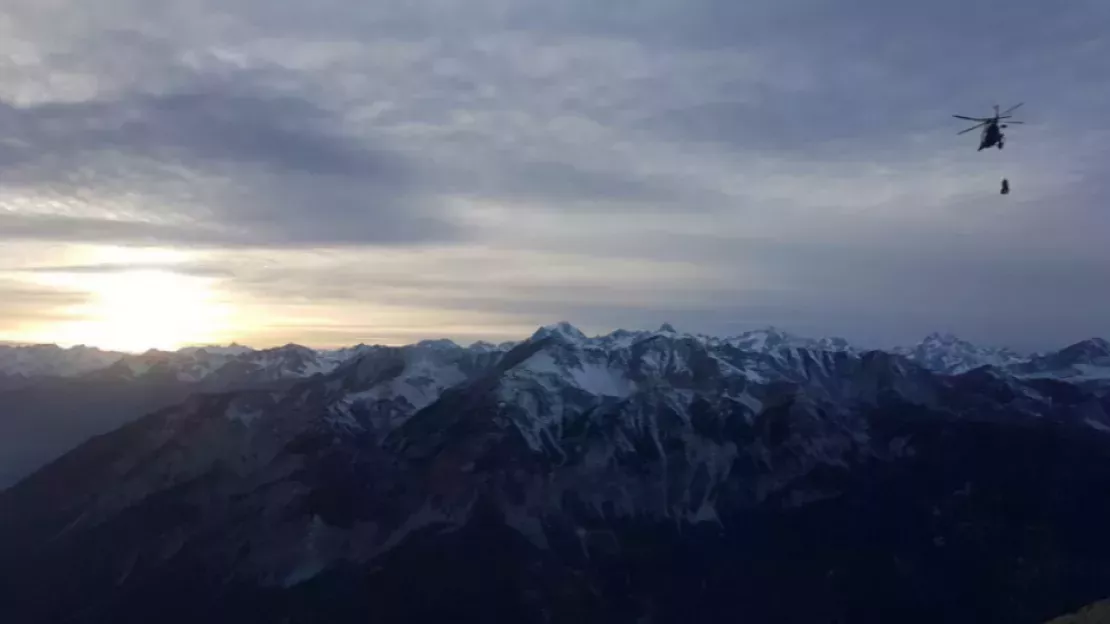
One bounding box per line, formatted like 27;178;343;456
957;122;988;135
953;115;990;121
1001;102;1024;115
1003;120;1025;124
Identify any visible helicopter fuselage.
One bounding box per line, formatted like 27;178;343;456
954;103;1022;152
978;121;1004;150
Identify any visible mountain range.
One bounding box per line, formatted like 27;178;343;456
4;325;1106;490
3;324;1107;382
2;322;1109;623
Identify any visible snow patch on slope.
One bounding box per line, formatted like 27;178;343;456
1086;419;1110;433
895;332;1029;374
348;361;468;412
226;400;264;425
521;350;635;398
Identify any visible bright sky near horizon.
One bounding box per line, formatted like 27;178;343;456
1;0;1109;352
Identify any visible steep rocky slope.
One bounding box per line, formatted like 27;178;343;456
2;324;1110;623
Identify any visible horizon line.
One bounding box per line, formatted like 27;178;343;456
2;323;1098;356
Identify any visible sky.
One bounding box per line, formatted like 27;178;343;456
1;0;1108;353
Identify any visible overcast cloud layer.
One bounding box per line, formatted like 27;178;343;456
1;0;1108;351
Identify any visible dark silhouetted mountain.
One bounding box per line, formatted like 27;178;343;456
0;343;371;488
0;375;200;488
1009;338;1110;385
2;324;1110;623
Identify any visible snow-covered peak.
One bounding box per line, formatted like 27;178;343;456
318;344;373;364
178;343;255;357
894;332;1028;375
530;321;589;346
468;340;500;353
416;338;460;351
728;326;798;351
922;331;960;345
1008;337;1110;383
513;341;635;394
2;325;1107;386
701;326;855;355
234;343;333;379
1057;337;1110;360
0;343;125;377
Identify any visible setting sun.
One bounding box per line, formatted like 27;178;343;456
41;270;234;353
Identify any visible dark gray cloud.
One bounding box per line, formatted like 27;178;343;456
436;157;726;208
0;75;459;247
0;90;391;176
0;64;714;246
619;1;1110;158
0;0;1108;348
466;0;1109;169
215;216;1110;352
0;213;218;246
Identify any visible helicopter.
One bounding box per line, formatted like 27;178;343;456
953;103;1025;151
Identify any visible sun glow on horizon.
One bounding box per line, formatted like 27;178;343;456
32;269;236;353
